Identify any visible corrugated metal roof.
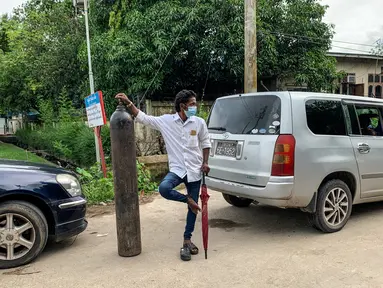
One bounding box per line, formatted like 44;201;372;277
327;52;383;60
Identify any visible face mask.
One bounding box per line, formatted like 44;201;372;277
185;106;197;118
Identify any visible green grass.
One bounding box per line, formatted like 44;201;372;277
0;142;51;164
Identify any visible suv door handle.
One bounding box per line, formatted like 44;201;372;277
357;143;370;154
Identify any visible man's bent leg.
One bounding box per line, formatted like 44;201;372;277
158;172;187;203
184;179;202;240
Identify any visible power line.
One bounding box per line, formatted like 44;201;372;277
264;31;377;48
331;40;375;48
138;0;201;106
331;45;375;54
261;31;379;55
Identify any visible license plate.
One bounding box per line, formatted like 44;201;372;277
216;141;237;157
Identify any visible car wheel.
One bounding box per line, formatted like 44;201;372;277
222;193;256;207
308;179;352;233
0;201;48;269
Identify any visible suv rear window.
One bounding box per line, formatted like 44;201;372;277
207;95;281;135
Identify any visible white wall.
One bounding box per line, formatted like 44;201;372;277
335;57;383;97
0;118;6;135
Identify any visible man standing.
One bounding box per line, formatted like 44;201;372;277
115;90;211;261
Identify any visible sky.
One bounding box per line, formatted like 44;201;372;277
0;0;25;15
0;0;382;54
321;0;383;54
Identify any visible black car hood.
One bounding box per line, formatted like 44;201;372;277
0;159;73;175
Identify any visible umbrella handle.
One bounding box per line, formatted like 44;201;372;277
202;173;206;185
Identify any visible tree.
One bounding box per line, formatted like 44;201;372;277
0;15;11;53
0;16;32;113
372;38;383;56
85;0;341;116
0;0;87;114
257;0;342;91
1;0;341;115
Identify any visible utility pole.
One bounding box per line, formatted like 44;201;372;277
244;0;257;93
83;0;101;163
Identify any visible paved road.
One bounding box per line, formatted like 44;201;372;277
3;191;383;287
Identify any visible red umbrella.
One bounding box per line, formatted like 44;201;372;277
200;173;210;259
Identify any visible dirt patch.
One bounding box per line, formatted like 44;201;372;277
86;193;158;218
3;265;41;276
87;204;115;218
208;218;251;232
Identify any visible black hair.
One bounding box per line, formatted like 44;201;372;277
174;89;197;112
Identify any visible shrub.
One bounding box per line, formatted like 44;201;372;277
76;164;114;205
76;162;157;205
16;123;110;167
197;103;210;121
136;161;158;193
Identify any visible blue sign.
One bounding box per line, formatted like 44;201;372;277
85;91;106;128
85;92;101;107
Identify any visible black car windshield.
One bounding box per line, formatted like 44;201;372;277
207;95;281;135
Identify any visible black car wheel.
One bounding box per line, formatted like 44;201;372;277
222;193;256;207
308;180;352;233
0;201;48;269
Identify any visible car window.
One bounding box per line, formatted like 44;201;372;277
345;104;361;135
305;100;347;136
354;105;382;136
207;95;281;135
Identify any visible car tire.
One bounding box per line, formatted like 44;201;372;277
222;193;255;207
308;179;352;233
0;201;49;269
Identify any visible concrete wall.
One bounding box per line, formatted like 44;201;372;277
279;55;383;97
146;100;213;116
138;154;168;181
335;57;382;97
7;100;212;156
280;78;308;91
0;118;6;135
0;117;19;135
135;122;163;156
134;100;173;156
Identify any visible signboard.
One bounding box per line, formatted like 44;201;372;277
85;91;107;128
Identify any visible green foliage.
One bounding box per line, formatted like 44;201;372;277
76;162;157;204
0;0;86;113
256;0;341;91
76;164;115;204
85;0;339;115
37;97;54;125
83;177;115;205
37;87;82;127
0;142;51;164
58;89;78;123
136;161;158;193
0;15;10;53
1;0;339;116
197;103;210;122
88;0;245;115
16;122;110;167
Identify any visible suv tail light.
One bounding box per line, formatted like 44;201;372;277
271;134;295;176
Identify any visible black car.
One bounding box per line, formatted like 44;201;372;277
0;160;87;269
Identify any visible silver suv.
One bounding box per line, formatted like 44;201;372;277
206;91;383;233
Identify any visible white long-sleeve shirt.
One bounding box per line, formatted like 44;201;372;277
135;111;211;182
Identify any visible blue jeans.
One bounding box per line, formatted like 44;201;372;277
158;172;201;240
